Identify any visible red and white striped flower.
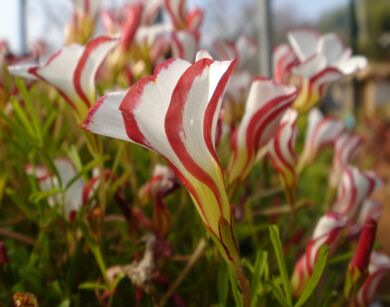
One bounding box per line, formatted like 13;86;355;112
291;212;346;296
350;200;383;236
8;36;118;121
268;109;299;198
83;52;240;261
330;132;364;187
273;44;299;84
288;30;367;112
333;166;382;220
102;2;143;53
227;78;297;185
213;36;257;69
354;252;390;307
163;0;203;31
299;108;343;170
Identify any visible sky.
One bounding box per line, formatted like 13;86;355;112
0;0;348;53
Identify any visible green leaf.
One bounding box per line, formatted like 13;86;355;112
57;299;71;307
29;188;62;204
269;225;292;306
65;155;107;191
15;78;42;143
78;282;108;291
228;264;243;307
266;281;291;307
250;251;268;307
218;262;229;306
10;97;36;139
294;245;329;307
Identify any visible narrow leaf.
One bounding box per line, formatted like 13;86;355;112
294;245;329;307
269;225;292;306
228;264;243;307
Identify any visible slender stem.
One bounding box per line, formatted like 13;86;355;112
158;239;206;307
233;261;251;307
0;227;36;246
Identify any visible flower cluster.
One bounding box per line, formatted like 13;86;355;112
0;1;388;306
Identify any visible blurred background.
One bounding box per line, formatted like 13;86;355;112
1;0;390;60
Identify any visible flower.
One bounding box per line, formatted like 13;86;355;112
349;200;383;236
273;44;299;84
83;51;240;262
333;166;382;220
291;212;346;296
163;0;203;31
227;78;297;185
298;108;343;171
8;36;118;121
354;252;390;307
329;132;364;187
288;30;367;112
267;109;299;202
213;36;257;69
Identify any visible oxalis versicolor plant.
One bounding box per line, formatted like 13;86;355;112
0;0;388;306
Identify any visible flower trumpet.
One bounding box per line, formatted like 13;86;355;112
227;78;297;186
354;252;390;307
288;30;367;113
291;212;346;296
8;36;118;122
298;108;343;172
268;109;299;207
332;166;382;220
83;51;240;263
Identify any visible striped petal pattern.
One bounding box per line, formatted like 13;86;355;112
268;109;299;196
291;212;346;296
171;31;199;62
8;36;118;120
354;252;390;307
83;53;240;261
163;0;203;31
333;166;382;220
273;44;299;84
299;108;343;169
288;30;367;113
227;78;297;185
330;132;364;187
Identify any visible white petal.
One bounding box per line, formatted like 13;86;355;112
79;37;118;102
8;63;38;80
317;33;344;64
336;55;367;75
195;49;213;61
293;54;327;78
83;91;130;142
288;30;319;61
